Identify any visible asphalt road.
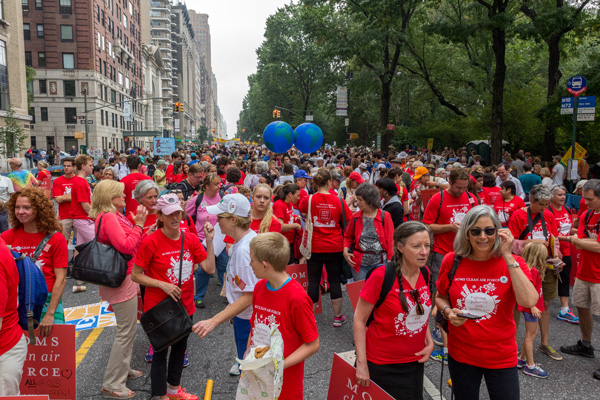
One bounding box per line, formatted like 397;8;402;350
67;275;600;400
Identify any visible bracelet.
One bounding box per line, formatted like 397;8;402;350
135;225;144;230
442;305;452;320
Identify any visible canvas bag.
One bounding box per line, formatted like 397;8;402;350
299;195;313;260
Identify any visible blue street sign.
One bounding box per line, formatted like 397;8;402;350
578;96;596;108
567;75;587;96
561;97;574;114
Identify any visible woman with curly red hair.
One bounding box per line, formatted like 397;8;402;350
1;188;68;338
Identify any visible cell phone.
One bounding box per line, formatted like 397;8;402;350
456;312;483;320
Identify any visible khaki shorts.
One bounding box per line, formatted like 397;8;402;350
572;278;600;316
541;269;558;302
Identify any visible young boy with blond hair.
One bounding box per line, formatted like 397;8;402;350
248;232;320;399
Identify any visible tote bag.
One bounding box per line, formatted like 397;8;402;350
299;195;313;260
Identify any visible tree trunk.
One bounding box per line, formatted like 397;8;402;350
543;35;561;161
490;26;506;166
381;78;392;150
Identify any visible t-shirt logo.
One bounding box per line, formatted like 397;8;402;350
455;282;500;321
393;288;431;337
65;186;72;194
167;255;193;284
450;206;470;224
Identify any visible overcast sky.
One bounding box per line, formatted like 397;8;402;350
187;0;290;138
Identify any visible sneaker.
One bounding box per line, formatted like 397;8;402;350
557;309;579;324
523;364;549;379
432;327;443;346
517;357;527;369
182;352;189;368
538;345;563;361
145;346;153;363
168;386;198;400
195;300;205;309
333;314;347;327
430;349;448;364
560;340;595;358
229;362;241;376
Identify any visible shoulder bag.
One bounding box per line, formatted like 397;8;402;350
140;232;193;353
299;195;313;260
71;214;132;288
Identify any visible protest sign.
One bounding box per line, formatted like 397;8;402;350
326;353;393;400
287;264;322;314
346;280;365;311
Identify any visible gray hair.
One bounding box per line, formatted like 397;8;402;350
551;185;567;196
133;180;159;202
256;161;269;175
454;205;502;258
103;166;118;179
355;183;381;210
583;179;600;198
200;161;210;169
529;184;552;202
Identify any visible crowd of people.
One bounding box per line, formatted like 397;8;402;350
0;142;599;400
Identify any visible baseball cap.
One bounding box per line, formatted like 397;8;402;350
206;193;251;217
155;194;184;215
349;171;365;184
190;152;197;158
390;158;403;164
293;170;313;180
413;167;430;180
157;160;166;166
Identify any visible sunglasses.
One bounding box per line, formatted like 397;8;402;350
409;289;424;315
468;227;497;237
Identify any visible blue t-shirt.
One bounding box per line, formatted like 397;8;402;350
519;173;542;194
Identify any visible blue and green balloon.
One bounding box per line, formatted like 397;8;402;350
294;123;323;154
262;121;324;154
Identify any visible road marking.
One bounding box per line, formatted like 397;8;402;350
424;374;446;400
76;327;104;368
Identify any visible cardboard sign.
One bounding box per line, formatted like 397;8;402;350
20;325;76;400
421;189;440;210
326;353;394;400
346;280;365;311
287;264;322;314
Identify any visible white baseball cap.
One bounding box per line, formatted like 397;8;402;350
206;193;251;217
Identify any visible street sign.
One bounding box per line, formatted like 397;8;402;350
123;102;133;122
427;138;434;150
349;133;358;140
561;97;574;114
80;120;93;124
578;96;596;114
344;118;349;127
567;75;587;96
577;113;595;122
305;114;313;121
77;115;86;119
387;123;395;130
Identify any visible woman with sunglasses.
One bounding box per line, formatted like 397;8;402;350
353;221;434;400
436;205;538;400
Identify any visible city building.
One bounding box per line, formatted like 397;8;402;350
188;9;214;133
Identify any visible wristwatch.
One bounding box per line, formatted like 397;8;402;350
507;261;520;269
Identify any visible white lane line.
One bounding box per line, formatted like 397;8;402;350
424;374;446;400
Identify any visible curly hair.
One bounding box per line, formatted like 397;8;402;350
6;188;63;234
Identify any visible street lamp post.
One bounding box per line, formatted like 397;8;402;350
83;88;89;151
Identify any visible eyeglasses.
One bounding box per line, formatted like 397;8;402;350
409;289;424;315
468;227;497;237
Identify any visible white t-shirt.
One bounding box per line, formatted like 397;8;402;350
552;163;565;185
0;176;15;203
225;230;258;320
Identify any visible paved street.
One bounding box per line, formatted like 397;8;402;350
68;275;600;399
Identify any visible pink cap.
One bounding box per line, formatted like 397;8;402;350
155;193;184;215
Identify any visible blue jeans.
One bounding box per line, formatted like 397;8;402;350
194;250;228;302
351;263;380;281
232;317;251;361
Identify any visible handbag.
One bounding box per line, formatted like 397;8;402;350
71;214;132;288
140;232;193;353
299;195;313;260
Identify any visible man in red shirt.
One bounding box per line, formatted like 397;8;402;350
563;179;600;380
121;155;152;215
52;157;77;242
216;157;231;184
71;155;94;245
165;151;181;182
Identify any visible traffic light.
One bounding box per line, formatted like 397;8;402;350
273;109;277;118
174;102;180;112
179;103;184;113
277;110;281;118
242;129;246;133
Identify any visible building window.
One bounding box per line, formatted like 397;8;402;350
38;52;46;67
22;0;28;12
39;79;47;94
59;0;71;14
62;53;74;69
60;25;73;42
24;51;32;67
64;80;75;96
35;0;42;10
100;109;104;125
23;23;31;41
0;0;3;20
29;107;35;124
41;107;48;121
111;90;116;103
64;107;77;124
0;41;7;111
37;24;44;38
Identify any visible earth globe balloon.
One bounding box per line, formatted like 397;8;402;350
262;121;294;153
294;123;323;154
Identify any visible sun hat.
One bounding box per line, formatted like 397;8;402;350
155;193;184;215
413;167;430;180
349;171;365;184
206;193;251;217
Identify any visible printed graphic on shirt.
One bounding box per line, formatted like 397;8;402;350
454;279;501;320
314;203;338;228
531;225;546;240
253;306;280;345
450;206;470;224
392;288;431;336
165;249;194;284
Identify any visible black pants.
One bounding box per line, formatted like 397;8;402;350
448;355;520;400
368;360;424;400
558;255;572;298
307;252;343;303
150;315;193;397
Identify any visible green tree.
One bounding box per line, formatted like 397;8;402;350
0;107;28;157
26;66;36;106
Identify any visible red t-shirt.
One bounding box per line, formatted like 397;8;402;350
437;253;532;369
578;198;588;218
508;208;558;242
52;175;76;220
481;187;501;206
1;228;68;292
121;172;152;216
127;213;158;235
165;164;174;181
70;176;92;220
218;173;227;184
493;196;525;227
273;199;295;244
0;239;23;357
517;268;544;313
293;189;308;211
577;210;600;283
548;205;573;257
360;266;431;364
37;169;51;181
422;190;476;254
299;193;351;253
135;230;207;315
250;278;318;400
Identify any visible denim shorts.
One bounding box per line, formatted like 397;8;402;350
522;311;538;323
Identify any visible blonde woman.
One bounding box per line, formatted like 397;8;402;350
541;168;553;187
250;184;282;233
90;180;148;399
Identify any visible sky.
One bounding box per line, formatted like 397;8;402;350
186;0;290;138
